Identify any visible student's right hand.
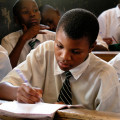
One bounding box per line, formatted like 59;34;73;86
21;24;50;42
17;83;43;104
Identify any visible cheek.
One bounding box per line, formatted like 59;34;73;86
37;13;41;21
20;16;29;24
55;49;61;59
72;53;88;65
54;46;59;57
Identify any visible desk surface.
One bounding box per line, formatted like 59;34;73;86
92;51;119;62
55;108;120;120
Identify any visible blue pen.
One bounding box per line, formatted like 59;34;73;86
15;68;44;102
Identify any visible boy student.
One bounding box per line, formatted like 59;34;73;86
0;8;120;113
39;4;60;32
1;0;55;68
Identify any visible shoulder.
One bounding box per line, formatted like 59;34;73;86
98;7;116;19
36;30;56;42
0;45;8;55
109;53;120;65
38;40;54;49
0;46;10;67
109;53;120;74
1;30;23;43
89;53;119;86
89;53;116;72
31;40;55;55
43;30;56;35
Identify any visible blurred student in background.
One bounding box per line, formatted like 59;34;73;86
0;45;12;81
1;0;55;68
98;4;120;46
39;4;60;32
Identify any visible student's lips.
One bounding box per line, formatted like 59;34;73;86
30;19;38;24
59;62;71;68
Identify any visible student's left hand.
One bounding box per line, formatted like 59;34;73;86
17;83;43;104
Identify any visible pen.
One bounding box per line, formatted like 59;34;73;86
15;68;44;103
112;36;118;44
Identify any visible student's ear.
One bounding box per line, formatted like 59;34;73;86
89;42;97;53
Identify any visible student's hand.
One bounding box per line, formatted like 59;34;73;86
21;24;50;42
103;37;113;45
17;83;43;104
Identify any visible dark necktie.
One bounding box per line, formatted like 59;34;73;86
28;39;39;49
57;71;72;105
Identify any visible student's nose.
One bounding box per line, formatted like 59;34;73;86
61;50;71;61
29;11;35;17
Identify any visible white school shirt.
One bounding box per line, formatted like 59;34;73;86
1;41;120;113
0;45;12;81
1;29;55;65
98;4;120;44
109;53;120;81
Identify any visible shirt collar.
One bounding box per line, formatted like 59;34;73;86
54;53;91;80
116;4;120;18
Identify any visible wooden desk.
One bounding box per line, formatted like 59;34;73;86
92;51;119;62
0;108;120;120
54;108;120;120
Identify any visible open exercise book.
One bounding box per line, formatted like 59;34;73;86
0;101;84;120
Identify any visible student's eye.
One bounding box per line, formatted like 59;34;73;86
71;50;81;54
33;9;39;13
22;10;29;14
57;43;63;49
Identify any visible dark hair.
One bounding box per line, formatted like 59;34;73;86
39;4;56;13
56;8;99;46
13;0;21;16
13;0;37;17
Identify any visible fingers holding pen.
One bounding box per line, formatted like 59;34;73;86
17;83;42;104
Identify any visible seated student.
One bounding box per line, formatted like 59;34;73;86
0;8;119;113
109;53;120;80
1;0;55;68
98;4;120;46
0;45;12;81
39;4;60;32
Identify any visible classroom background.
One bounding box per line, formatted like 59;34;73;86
0;0;119;44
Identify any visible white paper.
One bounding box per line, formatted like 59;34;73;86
0;101;84;119
0;101;66;119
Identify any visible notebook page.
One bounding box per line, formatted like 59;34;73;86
0;101;67;119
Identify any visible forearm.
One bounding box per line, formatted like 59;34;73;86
0;82;19;101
